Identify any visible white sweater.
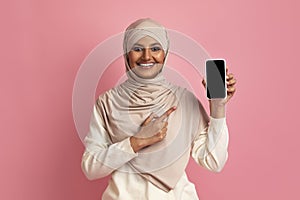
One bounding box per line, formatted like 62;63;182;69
82;106;229;200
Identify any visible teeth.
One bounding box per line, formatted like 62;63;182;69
138;63;154;67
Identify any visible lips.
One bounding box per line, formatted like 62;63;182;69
137;62;155;68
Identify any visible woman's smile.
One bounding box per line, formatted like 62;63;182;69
137;62;158;70
137;62;155;68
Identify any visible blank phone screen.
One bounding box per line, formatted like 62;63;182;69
206;60;226;99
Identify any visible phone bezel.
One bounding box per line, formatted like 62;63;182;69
205;58;227;100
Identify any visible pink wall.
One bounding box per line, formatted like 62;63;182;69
1;0;299;199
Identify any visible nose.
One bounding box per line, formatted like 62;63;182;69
142;48;151;60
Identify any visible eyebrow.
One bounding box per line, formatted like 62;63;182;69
133;43;162;47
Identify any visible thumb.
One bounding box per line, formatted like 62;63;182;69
202;79;206;87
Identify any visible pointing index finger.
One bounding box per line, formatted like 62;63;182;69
158;106;176;121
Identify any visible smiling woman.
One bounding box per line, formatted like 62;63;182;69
81;18;236;200
127;36;165;79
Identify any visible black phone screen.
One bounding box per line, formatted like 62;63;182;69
206;59;226;99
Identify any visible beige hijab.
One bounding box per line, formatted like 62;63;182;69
93;18;208;192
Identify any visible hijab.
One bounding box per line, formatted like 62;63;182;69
88;18;209;192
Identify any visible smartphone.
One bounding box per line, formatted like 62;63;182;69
205;59;227;99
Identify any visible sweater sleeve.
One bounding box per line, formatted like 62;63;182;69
191;115;229;173
81;105;138;180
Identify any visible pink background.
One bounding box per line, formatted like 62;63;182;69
1;0;299;199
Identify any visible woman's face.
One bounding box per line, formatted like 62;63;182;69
127;36;165;79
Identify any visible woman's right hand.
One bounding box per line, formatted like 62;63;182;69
130;106;176;153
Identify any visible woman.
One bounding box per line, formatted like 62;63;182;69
81;18;236;199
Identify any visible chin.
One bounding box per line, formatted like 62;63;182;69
134;72;158;79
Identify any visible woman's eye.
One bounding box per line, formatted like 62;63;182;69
151;46;161;52
133;47;143;52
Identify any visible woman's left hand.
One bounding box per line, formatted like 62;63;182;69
223;66;237;104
